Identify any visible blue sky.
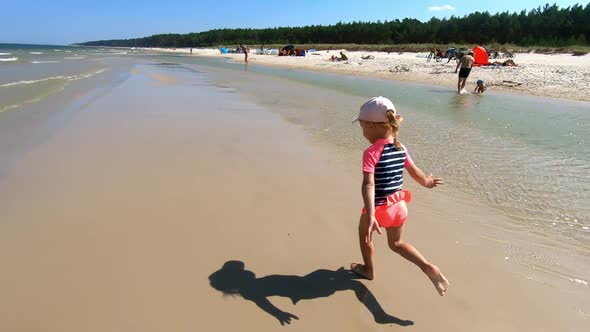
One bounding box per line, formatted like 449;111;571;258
1;0;586;45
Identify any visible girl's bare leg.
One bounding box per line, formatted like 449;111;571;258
351;214;376;280
386;224;450;296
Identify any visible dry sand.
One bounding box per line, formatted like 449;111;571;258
1;61;588;331
153;47;590;102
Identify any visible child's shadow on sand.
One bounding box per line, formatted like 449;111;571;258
208;260;413;326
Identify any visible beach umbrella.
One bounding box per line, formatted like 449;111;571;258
472;46;489;66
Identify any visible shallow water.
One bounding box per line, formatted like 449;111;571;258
1;47;588;284
5;57;588;332
124;54;590;290
145;55;590;250
0;44;156;113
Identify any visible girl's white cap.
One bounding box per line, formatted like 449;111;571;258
352;96;397;123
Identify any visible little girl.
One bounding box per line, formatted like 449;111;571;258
474;79;487;93
351;96;450;296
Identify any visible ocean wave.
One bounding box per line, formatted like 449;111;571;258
0;68;106;113
31;60;61;64
88;52;128;56
29;52;43;55
68;69;107;81
0;57;18;62
0;96;45;113
0;68;107;88
1;95;55;114
64;56;87;60
0;75;70;87
0;103;21;113
0;52;11;55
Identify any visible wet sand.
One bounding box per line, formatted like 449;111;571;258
0;60;588;331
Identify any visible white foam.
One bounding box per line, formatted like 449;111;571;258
0;75;69;87
0;103;21;113
1;95;55;113
89;51;128;56
570;278;589;286
68;68;107;81
54;49;62;52
31;60;61;64
0;68;106;88
64;56;87;60
0;52;11;55
29;52;43;55
0;57;18;62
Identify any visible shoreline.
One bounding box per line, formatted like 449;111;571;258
0;57;588;331
142;47;590;103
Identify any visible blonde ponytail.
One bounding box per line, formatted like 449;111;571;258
386;110;402;148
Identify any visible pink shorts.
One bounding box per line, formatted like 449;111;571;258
362;190;412;228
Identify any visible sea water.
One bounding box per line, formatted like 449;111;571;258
1;45;589;285
142;54;590;287
151;54;590;246
0;44;175;113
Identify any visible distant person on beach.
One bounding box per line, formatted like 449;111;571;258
340;51;348;61
455;51;475;94
351;96;450;296
489;59;518;67
242;44;249;63
474;79;487;94
190;48;193;54
431;48;437;62
445;48;458;63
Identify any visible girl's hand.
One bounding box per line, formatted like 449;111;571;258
366;216;382;243
426;174;444;188
406;164;443;189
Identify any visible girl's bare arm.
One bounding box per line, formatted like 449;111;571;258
362;172;376;216
406;163;444;188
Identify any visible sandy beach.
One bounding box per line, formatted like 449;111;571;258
1;58;588;331
151;47;590;102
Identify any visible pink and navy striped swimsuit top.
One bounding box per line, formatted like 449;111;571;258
362;139;414;206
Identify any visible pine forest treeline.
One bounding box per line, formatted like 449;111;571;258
78;3;590;48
